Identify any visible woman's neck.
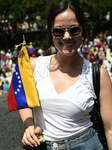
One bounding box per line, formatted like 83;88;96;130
50;52;83;73
55;52;82;67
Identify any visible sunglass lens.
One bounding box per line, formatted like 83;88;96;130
70;27;81;36
53;28;63;37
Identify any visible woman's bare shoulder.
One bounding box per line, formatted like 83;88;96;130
30;57;38;72
100;65;111;80
100;65;112;89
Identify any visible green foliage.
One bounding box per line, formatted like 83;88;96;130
0;0;112;34
0;0;111;22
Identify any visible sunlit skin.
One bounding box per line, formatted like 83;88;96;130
52;8;82;59
49;8;84;95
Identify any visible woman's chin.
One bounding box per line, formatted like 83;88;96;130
61;49;76;56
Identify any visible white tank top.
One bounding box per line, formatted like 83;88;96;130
33;55;96;141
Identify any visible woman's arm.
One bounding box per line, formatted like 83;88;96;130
19;108;42;147
100;66;112;150
19;108;34;128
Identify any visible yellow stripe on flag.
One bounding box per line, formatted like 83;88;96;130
18;46;40;108
0;50;5;54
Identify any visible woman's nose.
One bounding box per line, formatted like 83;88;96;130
63;30;71;39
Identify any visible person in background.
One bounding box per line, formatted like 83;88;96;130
37;47;44;56
12;46;18;64
109;52;112;65
0;79;3;95
19;1;112;150
6;53;13;70
106;60;112;78
3;80;10;93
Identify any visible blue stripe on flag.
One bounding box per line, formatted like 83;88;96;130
28;48;35;52
0;53;6;57
12;62;28;109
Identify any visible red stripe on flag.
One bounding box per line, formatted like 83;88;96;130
7;80;18;111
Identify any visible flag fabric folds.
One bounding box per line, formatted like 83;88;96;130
7;45;40;111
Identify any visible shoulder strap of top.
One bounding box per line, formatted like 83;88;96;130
92;64;108;149
92;63;100;103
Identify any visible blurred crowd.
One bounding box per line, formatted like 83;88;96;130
8;19;47;37
0;32;112;95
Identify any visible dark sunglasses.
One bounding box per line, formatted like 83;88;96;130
51;25;82;38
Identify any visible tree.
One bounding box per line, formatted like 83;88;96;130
1;0;112;47
79;0;112;34
0;0;112;31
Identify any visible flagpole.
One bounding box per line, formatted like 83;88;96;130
22;35;45;143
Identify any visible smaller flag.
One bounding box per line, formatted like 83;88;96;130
27;47;35;54
7;45;40;111
0;50;6;60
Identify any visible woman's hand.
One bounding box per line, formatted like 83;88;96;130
22;125;42;147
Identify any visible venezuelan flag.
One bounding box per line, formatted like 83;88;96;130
7;45;40;111
0;50;6;60
27;47;35;54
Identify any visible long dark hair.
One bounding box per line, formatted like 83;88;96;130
47;0;87;48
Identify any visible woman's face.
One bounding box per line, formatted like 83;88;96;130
52;9;82;56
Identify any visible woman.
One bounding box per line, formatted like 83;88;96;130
19;1;112;150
